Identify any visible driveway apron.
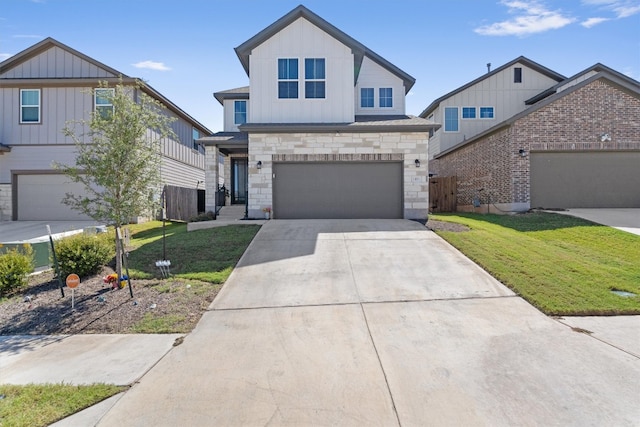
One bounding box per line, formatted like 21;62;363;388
98;220;640;426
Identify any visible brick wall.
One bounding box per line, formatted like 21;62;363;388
432;78;640;213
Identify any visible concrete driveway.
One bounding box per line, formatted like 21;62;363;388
98;220;640;426
552;208;640;236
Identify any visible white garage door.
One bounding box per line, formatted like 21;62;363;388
17;174;93;220
273;162;403;219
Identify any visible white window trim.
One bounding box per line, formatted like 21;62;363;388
360;87;374;108
479;106;495;119
304;58;326;100
94;88;115;115
20;88;41;124
461;106;476;120
234;100;247;125
444;106;459;133
379;87;393;108
277;57;299;100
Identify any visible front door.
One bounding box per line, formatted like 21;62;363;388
231;158;248;205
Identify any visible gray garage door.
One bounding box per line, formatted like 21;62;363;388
530;152;640;209
17;174;93;220
273;162;403;219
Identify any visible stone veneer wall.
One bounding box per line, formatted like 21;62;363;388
248;132;429;219
204;146;219;214
432;79;640;213
0;184;11;221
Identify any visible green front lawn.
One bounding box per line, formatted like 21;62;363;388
430;212;640;315
0;383;125;427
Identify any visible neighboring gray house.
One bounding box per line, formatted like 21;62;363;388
203;5;438;220
423;60;640;212
0;38;212;221
420;56;566;161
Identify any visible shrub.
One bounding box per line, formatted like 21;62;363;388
54;232;115;278
0;245;34;296
189;211;215;222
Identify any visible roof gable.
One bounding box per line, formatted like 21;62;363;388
419;56;566;117
0;37;126;79
234;5;415;93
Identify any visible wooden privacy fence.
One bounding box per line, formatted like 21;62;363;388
429;176;457;213
164;185;198;222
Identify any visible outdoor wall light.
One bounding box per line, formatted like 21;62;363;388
415;159;421;167
600;133;611;142
256;161;262;169
518;149;527;158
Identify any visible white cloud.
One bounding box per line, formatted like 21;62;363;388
582;0;640;18
475;1;575;36
132;60;171;71
581;16;610;27
0;53;12;61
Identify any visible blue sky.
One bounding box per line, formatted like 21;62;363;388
1;0;639;132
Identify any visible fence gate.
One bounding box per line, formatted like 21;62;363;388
429;176;457;213
164;185;198;222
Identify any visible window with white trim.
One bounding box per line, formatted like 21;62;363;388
234;100;247;125
462;107;476;119
379;88;393;108
361;88;374;108
480;107;494;119
304;58;325;99
278;58;298;99
20;89;41;123
95;88;114;119
444;107;459;132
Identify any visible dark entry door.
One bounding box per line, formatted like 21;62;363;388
231;158;248;205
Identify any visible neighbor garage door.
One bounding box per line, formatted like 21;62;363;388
530;152;640;209
273;162;403;219
16;174;93;220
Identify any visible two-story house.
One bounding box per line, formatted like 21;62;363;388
421;58;640;212
0;38;212;221
202;5;438;220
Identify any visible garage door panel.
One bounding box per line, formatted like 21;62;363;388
530;152;640;209
17;174;93;220
273;162;402;219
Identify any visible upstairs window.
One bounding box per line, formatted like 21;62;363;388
444;107;459;132
20;89;41;123
480;107;495;119
305;58;325;99
192;128;201;151
379;88;393;108
361;88;374;108
234;100;247;125
514;67;522;83
462;107;476;119
95;88;114;119
278;58;298;99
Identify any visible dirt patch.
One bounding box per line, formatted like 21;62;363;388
427;219;470;233
0;267;221;335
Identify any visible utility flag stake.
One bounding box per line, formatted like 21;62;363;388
47;225;65;298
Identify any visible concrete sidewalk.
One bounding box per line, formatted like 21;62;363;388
551;208;640;236
94;220;640;426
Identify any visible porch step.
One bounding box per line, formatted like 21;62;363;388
217;205;246;221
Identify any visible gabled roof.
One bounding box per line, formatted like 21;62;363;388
525;63;639;105
213;86;250;105
0;37;212;136
435;64;640;159
234;5;416;93
0;37;126;78
419;56;566;118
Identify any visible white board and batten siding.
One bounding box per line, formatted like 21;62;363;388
0;46;116;79
432;62;562;156
355;56;405;116
249;17;355;123
223;99;244;132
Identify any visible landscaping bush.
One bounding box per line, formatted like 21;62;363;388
54;232;115;278
189;211;216;222
0;245;34;296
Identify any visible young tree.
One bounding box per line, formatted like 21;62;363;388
59;79;175;281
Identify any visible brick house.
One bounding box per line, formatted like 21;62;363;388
201;5;438;220
423;62;640;212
